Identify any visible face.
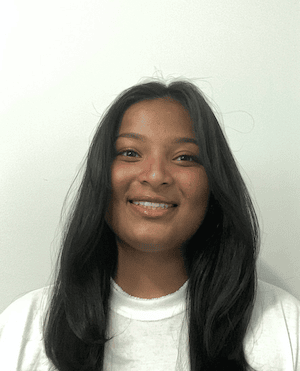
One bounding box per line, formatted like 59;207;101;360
105;98;210;254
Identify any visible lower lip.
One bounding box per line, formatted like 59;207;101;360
129;202;177;218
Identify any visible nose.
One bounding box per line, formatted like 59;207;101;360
138;154;173;187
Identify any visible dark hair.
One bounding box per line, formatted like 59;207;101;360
43;78;260;370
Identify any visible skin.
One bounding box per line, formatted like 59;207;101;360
105;98;210;298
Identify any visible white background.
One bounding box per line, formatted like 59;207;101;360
1;0;299;312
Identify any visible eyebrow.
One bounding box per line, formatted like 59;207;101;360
115;132;198;145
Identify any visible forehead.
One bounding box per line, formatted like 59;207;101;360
119;98;195;136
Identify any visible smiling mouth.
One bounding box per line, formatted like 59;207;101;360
128;200;178;218
129;200;177;209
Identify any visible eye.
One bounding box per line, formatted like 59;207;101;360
117;150;199;163
175;154;198;162
118;149;139;158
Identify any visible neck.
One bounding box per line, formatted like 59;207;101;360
114;240;188;299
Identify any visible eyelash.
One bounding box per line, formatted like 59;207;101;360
117;150;198;163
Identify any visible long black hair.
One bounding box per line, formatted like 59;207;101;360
43;78;260;370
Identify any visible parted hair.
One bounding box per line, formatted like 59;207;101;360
43;78;259;370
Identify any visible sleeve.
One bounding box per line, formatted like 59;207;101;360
0;288;54;371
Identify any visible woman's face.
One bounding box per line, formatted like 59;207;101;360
105;98;210;253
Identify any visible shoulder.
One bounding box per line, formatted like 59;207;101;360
0;286;53;342
244;279;300;370
255;279;300;317
0;286;54;370
0;286;52;328
251;279;300;332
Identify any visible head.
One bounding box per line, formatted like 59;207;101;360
82;78;249;273
104;96;210;259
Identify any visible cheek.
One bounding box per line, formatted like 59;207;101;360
106;164;124;224
177;168;209;203
112;164;128;184
111;163;132;196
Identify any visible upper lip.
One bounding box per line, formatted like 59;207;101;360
129;196;178;206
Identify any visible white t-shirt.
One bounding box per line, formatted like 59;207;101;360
0;279;299;370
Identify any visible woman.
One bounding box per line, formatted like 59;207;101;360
0;78;299;370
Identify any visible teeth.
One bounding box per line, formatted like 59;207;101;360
132;201;172;209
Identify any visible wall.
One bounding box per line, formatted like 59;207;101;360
1;0;299;312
